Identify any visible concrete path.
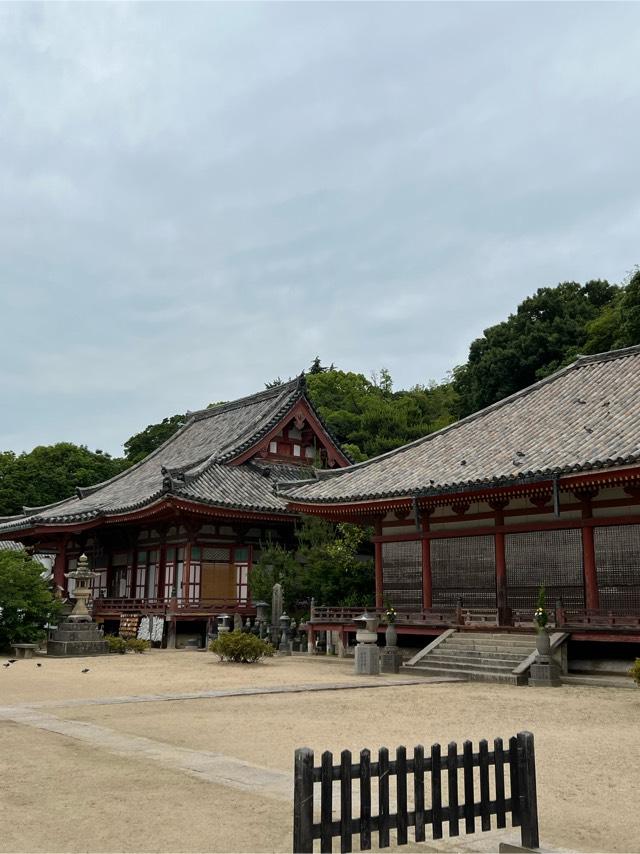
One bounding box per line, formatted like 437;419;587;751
0;675;459;711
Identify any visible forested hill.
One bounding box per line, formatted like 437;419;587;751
1;271;638;516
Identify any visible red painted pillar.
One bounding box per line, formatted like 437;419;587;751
53;536;68;594
421;513;432;608
491;502;510;625
582;524;599;609
374;518;383;609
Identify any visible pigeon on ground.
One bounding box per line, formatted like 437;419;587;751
8;659;17;663
36;663;42;667
81;668;90;673
3;662;11;668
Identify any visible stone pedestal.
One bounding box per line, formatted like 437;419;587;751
528;661;562;687
380;647;402;674
47;553;108;657
47;620;108;657
355;643;380;675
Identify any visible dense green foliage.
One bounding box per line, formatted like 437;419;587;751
305;367;456;461
250;516;374;615
1;271;638;513
451;280;618;417
209;630;274;663
629;659;640;687
452;270;640;417
123;414;187;464
0;443;128;517
0;550;60;649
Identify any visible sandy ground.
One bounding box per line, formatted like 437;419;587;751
0;650;638;853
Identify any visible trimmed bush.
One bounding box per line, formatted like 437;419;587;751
126;637;150;654
105;635;128;654
209;630;274;663
629;658;640;686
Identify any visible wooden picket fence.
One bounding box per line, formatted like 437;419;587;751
293;731;539;853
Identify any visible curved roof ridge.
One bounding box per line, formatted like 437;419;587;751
188;375;304;421
4;377;308;521
293;345;640;484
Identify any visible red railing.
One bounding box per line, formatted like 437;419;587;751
92;597;255;616
309;606;456;627
558;608;640;629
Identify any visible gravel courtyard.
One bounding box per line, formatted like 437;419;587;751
0;650;637;853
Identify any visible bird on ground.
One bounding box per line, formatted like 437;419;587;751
3;662;11;668
36;663;42;668
8;659;17;663
81;668;90;673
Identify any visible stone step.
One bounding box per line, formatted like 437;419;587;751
435;645;532;658
426;651;525;667
51;628;104;640
444;640;535;652
446;634;536;644
47;639;109;657
404;663;522;685
420;656;520;674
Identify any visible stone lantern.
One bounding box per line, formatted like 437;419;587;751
354;611;380;675
66;553;98;622
47;553;108;657
217;614;231;634
278;612;292;655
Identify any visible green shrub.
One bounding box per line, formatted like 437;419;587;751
209;630;274;663
105;635;128;654
629;658;640;686
126;637;150;654
0;550;61;650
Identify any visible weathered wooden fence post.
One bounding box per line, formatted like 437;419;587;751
292;731;541;853
293;748;314;853
517;731;540;849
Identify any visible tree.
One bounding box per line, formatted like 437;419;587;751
251;516;374;616
0;550;61;649
452;280;619;417
123;414;187;464
0;444;128;517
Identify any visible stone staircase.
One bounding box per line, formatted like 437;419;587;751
403;630;538;685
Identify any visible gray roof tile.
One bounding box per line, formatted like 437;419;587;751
0;377;326;534
281;346;640;504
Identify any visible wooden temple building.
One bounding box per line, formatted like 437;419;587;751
0;377;350;646
282;346;640;648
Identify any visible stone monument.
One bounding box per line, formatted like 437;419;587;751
354;611;380;675
47;554;108;657
278;613;292;655
271;582;283;645
528;628;561;687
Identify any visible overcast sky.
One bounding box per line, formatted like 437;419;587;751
1;2;639;456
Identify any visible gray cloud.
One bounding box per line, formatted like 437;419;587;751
1;2;639;455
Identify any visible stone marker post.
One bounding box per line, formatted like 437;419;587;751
271;582;283;645
354;611;380;675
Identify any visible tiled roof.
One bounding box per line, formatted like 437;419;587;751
0;377;326;534
0;540;23;551
281;346;640;505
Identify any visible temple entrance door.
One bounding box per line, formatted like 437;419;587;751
109;568;129;598
200;561;236;602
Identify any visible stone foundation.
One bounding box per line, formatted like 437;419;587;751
47;621;108;657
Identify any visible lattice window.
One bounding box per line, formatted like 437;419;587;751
594;525;640;610
382;541;422;608
203;547;231;561
505;529;583;610
430;536;495;608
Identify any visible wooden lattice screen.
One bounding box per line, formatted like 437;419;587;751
381;541;422;608
594;525;640;609
430;536;495;609
505;529;584;610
